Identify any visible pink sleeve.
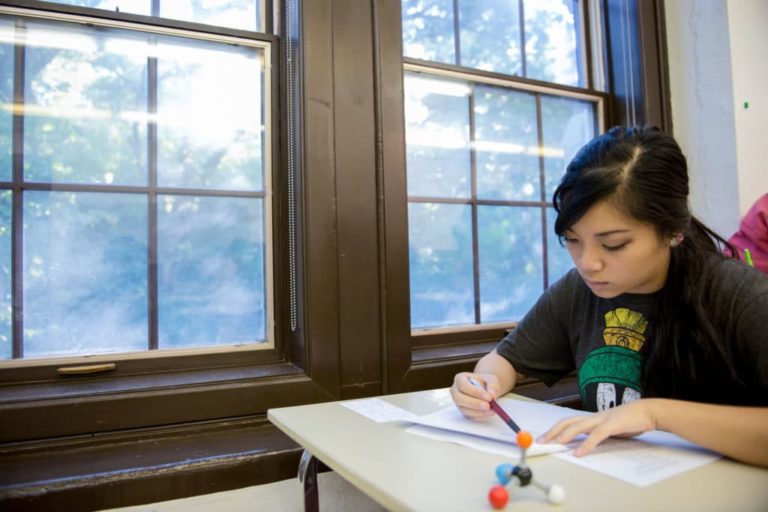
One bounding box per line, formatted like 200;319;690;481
728;194;768;273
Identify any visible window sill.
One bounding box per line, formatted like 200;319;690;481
0;362;335;442
0;416;302;512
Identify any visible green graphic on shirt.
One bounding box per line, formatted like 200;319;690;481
578;345;644;399
579;307;648;410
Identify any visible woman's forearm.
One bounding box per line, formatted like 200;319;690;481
648;399;768;467
473;350;520;397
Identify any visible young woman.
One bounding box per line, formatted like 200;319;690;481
450;126;768;467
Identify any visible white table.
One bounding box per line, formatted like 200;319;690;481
268;388;768;511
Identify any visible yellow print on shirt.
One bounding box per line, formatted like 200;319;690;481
602;307;647;352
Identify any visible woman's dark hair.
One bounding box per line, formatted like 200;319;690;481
552;125;741;403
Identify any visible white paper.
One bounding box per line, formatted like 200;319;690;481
408;397;589;442
554;435;720;487
341;397;421;423
405;397;579;457
405;398;720;486
406;423;569;460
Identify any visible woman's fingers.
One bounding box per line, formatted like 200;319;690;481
540;401;656;456
450;373;495;419
573;428;613;456
454;372;495;401
539;415;596;443
539;415;611;456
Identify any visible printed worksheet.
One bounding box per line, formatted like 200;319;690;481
341;397;421;423
405;397;577;457
404;398;721;486
554;431;721;487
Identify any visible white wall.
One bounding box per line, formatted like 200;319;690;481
726;0;768;217
665;0;768;238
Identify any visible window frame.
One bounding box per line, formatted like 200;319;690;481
3;6;276;357
402;61;607;337
380;0;671;393
0;0;343;444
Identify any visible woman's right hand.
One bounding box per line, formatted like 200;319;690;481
450;372;501;420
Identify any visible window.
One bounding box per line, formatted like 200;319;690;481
1;7;272;359
41;0;266;31
402;0;604;333
0;1;329;445
383;0;668;393
402;0;586;87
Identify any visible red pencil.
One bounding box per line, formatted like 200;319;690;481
468;378;521;433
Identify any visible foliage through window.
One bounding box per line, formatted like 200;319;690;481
41;0;265;32
402;0;585;87
0;5;272;359
402;0;602;330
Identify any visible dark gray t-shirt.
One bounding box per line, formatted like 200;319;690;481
496;256;768;412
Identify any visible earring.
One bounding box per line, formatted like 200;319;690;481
670;233;684;247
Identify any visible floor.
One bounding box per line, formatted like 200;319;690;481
102;472;386;512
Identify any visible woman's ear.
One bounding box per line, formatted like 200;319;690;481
669;232;684;247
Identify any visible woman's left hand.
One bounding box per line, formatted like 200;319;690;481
538;399;659;456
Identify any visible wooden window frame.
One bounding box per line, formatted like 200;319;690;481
380;0;671;393
0;0;340;444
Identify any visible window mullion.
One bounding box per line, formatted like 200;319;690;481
535;94;549;289
11;20;25;359
519;0;527;78
148;48;159;351
452;0;461;67
468;84;481;325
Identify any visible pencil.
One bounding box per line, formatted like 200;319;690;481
744;248;754;268
468;378;521;433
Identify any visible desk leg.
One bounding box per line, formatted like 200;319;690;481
298;449;320;512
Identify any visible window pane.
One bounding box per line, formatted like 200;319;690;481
541;96;595;198
402;0;455;64
42;1;264;32
23;191;148;358
43;1;151;17
161;1;262;32
546;207;573;285
403;0;584;87
1;18;12;182
158;195;266;348
4;10;273;359
20;18;149;185
459;0;522;75
0;190;10;358
475;85;538;201
478;205;542;322
157;39;264;191
404;74;471;198
409;203;473;328
524;0;583;87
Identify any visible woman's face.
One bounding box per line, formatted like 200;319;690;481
562;200;672;298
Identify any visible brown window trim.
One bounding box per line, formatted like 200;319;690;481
0;361;337;442
0;0;305;442
0;416;304;511
380;0;671;394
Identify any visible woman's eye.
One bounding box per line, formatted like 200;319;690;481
604;242;629;252
563;238;578;245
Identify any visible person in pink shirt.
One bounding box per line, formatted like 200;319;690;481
727;193;768;273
